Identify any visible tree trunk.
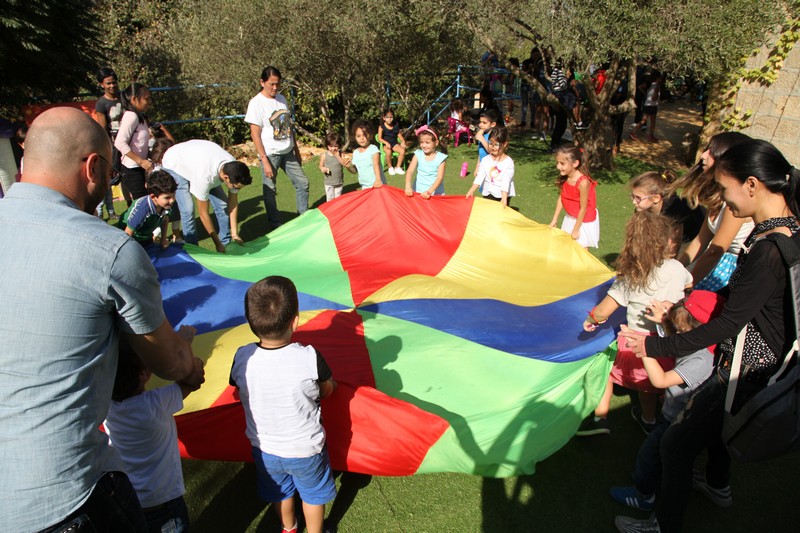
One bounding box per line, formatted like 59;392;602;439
574;58;636;171
342;84;352;150
575;109;614;170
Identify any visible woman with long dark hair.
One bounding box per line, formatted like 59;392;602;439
617;139;800;532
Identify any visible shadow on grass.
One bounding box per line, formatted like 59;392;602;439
191;463;274;532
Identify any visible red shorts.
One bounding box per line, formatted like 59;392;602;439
609;333;675;393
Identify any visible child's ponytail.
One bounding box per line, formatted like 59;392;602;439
554;144;589;187
630;169;676;199
120;82;150;124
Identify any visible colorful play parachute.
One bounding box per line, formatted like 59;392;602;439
150;186;622;477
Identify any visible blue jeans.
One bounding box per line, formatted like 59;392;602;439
632;415;671;496
95;187;116;217
174;175;230;245
39;471;147;533
261;151;309;227
143;496;190;533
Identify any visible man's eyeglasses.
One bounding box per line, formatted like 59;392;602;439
82;153;119;182
630;193;655;204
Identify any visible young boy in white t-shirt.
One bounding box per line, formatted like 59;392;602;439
230;276;337;533
104;327;204;533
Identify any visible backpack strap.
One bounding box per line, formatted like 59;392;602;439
725;232;800;413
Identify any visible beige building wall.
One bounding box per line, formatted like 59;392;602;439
733;42;800;164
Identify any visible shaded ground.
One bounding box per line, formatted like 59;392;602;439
504;97;704;171
616;98;704;170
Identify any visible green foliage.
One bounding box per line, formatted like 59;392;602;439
0;0;104;114
96;0;477;147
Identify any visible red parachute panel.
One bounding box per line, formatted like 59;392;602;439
319;187;473;305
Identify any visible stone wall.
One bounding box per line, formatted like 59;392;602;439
733;42;800;163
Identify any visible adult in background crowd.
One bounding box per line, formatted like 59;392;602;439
161;139;252;253
245;66;309;231
0;107;205;532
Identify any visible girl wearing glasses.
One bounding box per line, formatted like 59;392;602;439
629;170;705;252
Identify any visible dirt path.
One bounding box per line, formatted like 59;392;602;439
618;99;704;170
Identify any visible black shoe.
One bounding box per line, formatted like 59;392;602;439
631;405;657;435
576;415;610;436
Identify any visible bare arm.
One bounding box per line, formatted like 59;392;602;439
423;159;446;200
475;129;489;152
159;124;176;143
196;198;225;253
550;196;563;226
404;155;419;196
227;192;241;243
293;135;303;165
127;319;204;387
677;221;712;266
583;294;620;331
641;357;685;389
466;162;483;198
159;218;169;248
250;124;273;178
688;208;747;286
174;325;202;397
319;378;337;400
319;153;328;175
95;110;107;130
371;152;383;188
377;126;390;148
571;179;590;238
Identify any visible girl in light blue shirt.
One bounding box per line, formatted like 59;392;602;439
404;125;447;199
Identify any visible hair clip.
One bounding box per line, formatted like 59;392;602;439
660;172;668;181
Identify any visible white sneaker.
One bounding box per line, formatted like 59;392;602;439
394;167;405;175
388;167;396;176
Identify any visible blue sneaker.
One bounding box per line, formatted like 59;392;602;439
610;486;655;511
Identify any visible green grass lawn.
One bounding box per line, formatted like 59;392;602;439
131;134;800;532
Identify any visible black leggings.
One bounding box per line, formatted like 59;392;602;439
121;166;147;206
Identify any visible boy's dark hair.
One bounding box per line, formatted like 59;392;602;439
663;300;702;336
325;132;342;147
260;66;282;81
112;335;146;402
245;276;299;339
480;108;501;125
351;118;375;140
146;169;178;196
148;138;174;165
221;161;252;186
96;66;117;83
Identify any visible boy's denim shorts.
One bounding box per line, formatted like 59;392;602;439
252;446;337;505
